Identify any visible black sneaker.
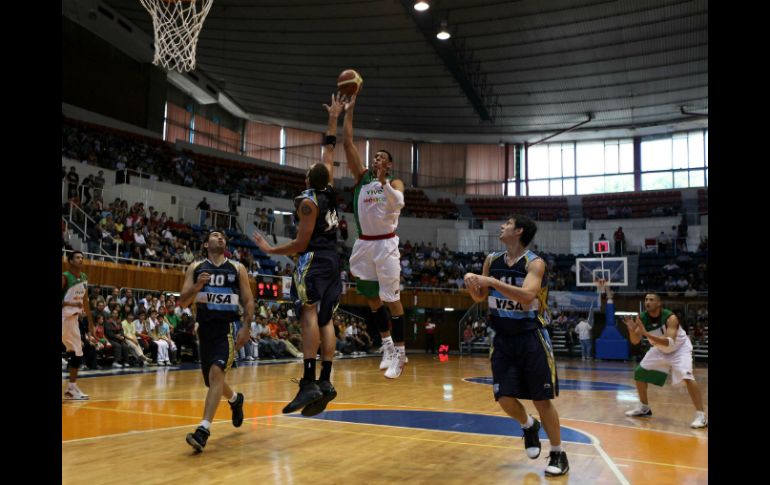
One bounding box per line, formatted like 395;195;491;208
229;392;245;427
301;381;338;417
185;426;210;452
282;378;323;414
545;451;569;476
521;417;542;459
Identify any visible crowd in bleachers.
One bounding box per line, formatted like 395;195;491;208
62;119;303;199
637;243;708;294
61;186;291;275
65;285;377;370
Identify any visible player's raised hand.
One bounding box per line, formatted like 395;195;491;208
343;94;357;112
323;92;345;118
252;230;272;254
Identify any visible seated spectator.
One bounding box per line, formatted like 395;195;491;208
279;318;299;350
157;313;178;364
148;310;171;365
121;311;151;365
104;309;131;368
462;324;474;353
276;318;302;358
173;313;199;362
134;311;156;362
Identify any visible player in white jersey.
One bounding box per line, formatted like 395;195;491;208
623;293;707;428
342;94;407;379
62;251;94;400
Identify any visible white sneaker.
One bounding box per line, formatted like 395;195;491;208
112;362;123;368
384;351;406;379
624;405;652;417
123;363;130;368
379;346;395;370
691;411;707;428
165;360;172;366
63;386;89;400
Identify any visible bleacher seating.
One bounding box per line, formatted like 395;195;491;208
404;189;459;219
465;196;568;221
697;188;708;215
582;190;682;219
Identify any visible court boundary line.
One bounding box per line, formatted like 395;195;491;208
67;397;707;440
62;403;706;473
575;428;631;485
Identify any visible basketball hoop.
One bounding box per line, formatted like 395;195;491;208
139;0;213;72
595;278;607;294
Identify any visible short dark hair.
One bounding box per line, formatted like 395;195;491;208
307;163;330;190
67;250;83;262
377;149;393;163
509;214;537;247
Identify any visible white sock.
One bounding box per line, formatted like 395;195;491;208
228;392;238;403
551;444;563;453
68;382;76;389
382;336;394;349
200;420;211;430
395;345;405;354
640;402;650;410
521;415;534;429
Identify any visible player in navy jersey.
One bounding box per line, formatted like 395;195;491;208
180;230;254;452
252;93;345;417
464;214;569;477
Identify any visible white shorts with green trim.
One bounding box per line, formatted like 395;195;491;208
636;342;694;386
62;314;83;357
350;236;401;302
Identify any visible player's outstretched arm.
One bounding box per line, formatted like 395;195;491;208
252;199;317;255
343;95;366;183
321;92;345;184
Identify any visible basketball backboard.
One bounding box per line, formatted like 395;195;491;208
575;257;628;287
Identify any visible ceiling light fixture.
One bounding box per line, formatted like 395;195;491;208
414;1;430;11
436;20;451;40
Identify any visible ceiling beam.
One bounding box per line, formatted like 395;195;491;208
399;1;499;123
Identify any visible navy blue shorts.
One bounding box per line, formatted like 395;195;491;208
292;250;341;327
198;321;235;387
491;328;559;401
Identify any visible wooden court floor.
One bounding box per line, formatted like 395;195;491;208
62;354;707;484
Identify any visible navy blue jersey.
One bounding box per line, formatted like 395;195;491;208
486;250;550;336
192;258;242;323
294;186;339;252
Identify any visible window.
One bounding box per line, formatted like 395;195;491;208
528;180;549;196
641;130;708;189
576;141;605;176
689;131;704;168
577;176;605;194
642;172;672;191
641;138;672;171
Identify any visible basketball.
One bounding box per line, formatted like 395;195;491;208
337;69;363;96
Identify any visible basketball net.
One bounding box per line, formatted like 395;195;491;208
139;0;213;72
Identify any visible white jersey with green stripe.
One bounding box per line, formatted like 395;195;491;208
641;309;689;354
353;170;400;236
62;271;87;317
